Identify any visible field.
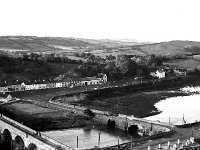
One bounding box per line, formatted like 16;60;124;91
66;76;200;118
10;102;55;114
164;59;200;69
0;101;93;131
77;89;188;118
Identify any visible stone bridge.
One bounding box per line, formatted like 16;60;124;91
94;113;172;135
0;115;73;150
48;100;172;136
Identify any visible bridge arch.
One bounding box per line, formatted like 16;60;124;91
2;129;12;142
2;129;12;150
128;124;139;135
28;143;38;150
107;119;116;129
14;135;25;150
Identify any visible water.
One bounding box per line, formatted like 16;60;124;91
42;86;200;148
145;86;200;125
42;126;132;149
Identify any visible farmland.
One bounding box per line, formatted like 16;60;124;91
0;101;93;131
163;58;200;70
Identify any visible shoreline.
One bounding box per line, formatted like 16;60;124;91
55;76;199;118
1;75;200;131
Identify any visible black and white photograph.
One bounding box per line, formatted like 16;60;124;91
0;0;200;149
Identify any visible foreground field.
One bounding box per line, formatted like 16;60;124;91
0;101;93;131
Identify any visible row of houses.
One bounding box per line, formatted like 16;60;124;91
150;68;187;79
0;73;107;93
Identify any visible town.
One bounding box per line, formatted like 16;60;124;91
0;36;200;150
1;0;200;149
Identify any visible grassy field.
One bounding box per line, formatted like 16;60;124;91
66;76;200;118
77;89;188;118
11;102;55;114
0;101;93;131
164;58;200;69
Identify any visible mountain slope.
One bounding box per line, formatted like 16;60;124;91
135;40;200;56
0;36;200;57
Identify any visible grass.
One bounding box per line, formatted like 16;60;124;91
164;58;200;69
78;90;188;118
11;102;55;114
0;101;93;131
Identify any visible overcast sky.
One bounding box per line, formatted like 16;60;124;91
0;0;200;42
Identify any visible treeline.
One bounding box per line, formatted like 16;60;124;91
0;54;52;86
0;50;180;86
74;53;167;80
22;52;83;64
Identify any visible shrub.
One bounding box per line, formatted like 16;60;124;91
84;109;95;118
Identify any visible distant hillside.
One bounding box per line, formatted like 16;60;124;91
0;36;143;52
79;38;147;47
133;40;200;56
0;36;95;52
1;36;200;57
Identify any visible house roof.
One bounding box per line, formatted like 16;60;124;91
70;76;100;82
96;73;106;78
157;69;165;73
83;77;100;81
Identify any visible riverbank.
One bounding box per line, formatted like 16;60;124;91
1;75;199;130
54;76;200;118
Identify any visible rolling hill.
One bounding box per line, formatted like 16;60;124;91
0;36;200;57
134;40;200;56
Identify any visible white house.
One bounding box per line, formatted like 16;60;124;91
150;70;166;79
0;87;8;93
96;73;107;83
55;82;62;88
21;82;26;91
174;69;187;76
0;94;12;103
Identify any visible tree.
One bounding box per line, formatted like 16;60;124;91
106;54;116;61
84;109;95;118
116;55;137;76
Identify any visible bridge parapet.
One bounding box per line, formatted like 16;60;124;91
94;112;171;137
0;115;74;150
48;99;172;136
1;114;36;133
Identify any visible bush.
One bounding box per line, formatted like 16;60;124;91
84;109;95;118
